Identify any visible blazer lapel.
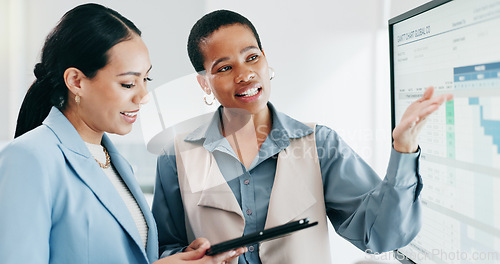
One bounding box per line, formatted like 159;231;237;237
177;138;243;218
58;145;146;255
102;135;158;261
264;146;317;229
197;159;243;218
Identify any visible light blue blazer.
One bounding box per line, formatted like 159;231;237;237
0;107;158;263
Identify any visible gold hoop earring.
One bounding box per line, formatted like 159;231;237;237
269;67;275;80
75;94;81;105
204;93;215;106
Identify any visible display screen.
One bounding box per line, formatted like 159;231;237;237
389;0;500;263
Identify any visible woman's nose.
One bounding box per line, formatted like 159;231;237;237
235;66;255;83
140;92;150;105
133;82;150;105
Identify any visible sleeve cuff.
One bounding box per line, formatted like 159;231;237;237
386;146;421;188
159;246;188;259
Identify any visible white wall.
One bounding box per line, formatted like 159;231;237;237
0;0;431;263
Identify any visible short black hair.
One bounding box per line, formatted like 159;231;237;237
187;10;263;73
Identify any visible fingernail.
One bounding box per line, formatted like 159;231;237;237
229;250;236;257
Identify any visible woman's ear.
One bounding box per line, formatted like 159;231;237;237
196;74;211;94
63;67;85;96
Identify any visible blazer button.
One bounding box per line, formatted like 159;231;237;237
248;245;255;252
246;209;252;215
244;179;250;185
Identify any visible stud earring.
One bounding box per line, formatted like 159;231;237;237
75;94;81;105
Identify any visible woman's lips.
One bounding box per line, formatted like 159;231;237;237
120;109;139;123
235;87;262;103
236;87;261;97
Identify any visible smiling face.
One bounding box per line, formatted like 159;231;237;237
198;24;271;116
73;35;152;139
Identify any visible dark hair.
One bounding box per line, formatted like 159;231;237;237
15;3;141;138
187;10;262;73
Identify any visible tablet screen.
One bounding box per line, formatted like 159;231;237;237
205;218;318;256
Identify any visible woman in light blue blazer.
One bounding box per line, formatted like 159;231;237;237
0;4;244;264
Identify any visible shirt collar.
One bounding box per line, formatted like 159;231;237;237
184;102;314;152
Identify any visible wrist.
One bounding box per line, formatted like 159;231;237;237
393;142;418;153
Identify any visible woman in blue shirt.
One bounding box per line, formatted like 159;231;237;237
152;9;452;264
0;4;244;264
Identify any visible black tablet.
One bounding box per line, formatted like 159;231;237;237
205;218;318;256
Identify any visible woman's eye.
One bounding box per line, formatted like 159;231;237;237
218;66;231;72
144;77;153;82
247;55;258;61
121;83;135;88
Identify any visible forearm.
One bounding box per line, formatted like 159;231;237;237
334;179;422;253
329;148;422;253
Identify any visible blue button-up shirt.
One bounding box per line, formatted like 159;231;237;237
152;103;422;264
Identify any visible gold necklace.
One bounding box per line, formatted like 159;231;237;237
95;146;111;169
